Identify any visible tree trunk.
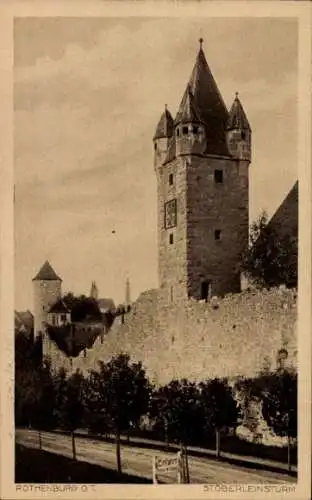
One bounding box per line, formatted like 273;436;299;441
287;435;291;473
116;431;122;474
216;429;221;458
71;431;77;460
164;420;169;450
38;430;42;450
184;445;190;484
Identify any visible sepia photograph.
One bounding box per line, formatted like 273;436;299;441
1;3;309;498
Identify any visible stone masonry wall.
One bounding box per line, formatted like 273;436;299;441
186;155;249;299
71;287;297;386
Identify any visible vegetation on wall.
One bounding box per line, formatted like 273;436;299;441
242;211;297;288
15;330;298;472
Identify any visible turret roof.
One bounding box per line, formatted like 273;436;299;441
175;85;203;125
227;93;251;131
32;261;62;281
163;42;230;162
153;106;174;140
185;45;230;155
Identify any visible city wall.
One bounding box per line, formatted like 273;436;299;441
70;286;297;385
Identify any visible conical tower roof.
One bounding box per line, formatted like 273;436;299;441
227;93;251;131
32;261;62;281
153;106;174;140
175;85;203;125
186;42;229;155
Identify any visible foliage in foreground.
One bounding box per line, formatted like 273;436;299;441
15;335;297;471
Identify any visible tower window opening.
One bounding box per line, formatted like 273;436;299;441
182;126;188;135
169;173;174;186
214;169;223;183
169;233;174;245
176;128;180;137
154;142;157;150
241;131;246;140
193;126;199;134
214;229;221;240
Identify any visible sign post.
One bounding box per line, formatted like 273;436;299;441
152;450;190;484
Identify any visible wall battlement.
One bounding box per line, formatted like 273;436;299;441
64;286;297;385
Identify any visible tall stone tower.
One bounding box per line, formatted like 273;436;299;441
32;261;62;339
153;40;251;303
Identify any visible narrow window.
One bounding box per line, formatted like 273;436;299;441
241;131;246;140
154;142;157;150
169;173;173;186
182;126;188;135
214;229;221;240
169;233;174;244
193;126;199;134
170;286;173;303
214;169;223;183
176;128;180;137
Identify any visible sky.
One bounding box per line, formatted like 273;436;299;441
14;17;298;311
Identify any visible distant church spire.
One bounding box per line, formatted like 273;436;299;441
90;281;99;300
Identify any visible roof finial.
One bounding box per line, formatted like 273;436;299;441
199;37;204;50
235;91;239;99
165;103;168;110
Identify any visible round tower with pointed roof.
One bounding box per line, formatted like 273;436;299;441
32;261;62;340
153;104;174;169
153;40;252;303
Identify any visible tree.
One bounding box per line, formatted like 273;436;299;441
150;379;203;448
261;371;297;472
199;378;239;458
241;211;297;288
87;354;151;474
56;369;85;460
62;293;101;322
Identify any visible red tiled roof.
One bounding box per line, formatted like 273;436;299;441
32;261;62;281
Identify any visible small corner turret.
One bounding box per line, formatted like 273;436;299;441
153;104;174;169
226;92;251;162
175;85;206;157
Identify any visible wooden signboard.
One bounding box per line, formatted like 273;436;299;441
152;447;189;484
